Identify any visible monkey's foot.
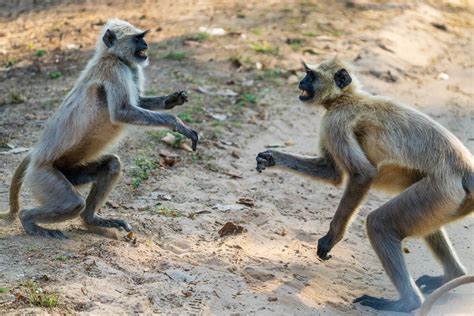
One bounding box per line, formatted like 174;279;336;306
416;275;445;294
24;225;68;239
353;294;421;312
85;216;132;232
256;151;275;172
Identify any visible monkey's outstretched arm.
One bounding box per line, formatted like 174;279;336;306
256;150;342;185
317;130;376;260
138;91;188;110
106;86;198;150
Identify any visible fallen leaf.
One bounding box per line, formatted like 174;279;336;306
237;197;255;207
218;222;245;237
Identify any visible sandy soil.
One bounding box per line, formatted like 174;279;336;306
0;0;473;315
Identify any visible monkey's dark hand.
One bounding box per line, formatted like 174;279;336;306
256;150;275;172
317;233;334;260
175;121;199;151
165;91;188;109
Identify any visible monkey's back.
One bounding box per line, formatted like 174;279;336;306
323;94;473;181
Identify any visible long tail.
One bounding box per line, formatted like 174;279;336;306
416;275;474;316
0;153;31;221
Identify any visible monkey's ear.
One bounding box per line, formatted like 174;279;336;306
103;29;117;48
334;68;352;89
302;61;311;72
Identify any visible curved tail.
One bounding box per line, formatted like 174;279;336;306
416;275;474;316
0;153;31;221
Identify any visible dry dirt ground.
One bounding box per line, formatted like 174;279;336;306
0;0;473;315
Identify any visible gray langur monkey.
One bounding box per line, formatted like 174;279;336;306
256;58;474;312
2;19;199;239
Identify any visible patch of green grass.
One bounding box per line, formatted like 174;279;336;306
177;105;205;123
162;51;187;61
177;112;193;123
49;71;62;79
4;59;17;68
184;32;210;42
237;92;259;107
20;280;59;308
131;155;158;189
286;38;305;50
301;31;316;37
153;206;183;217
251;27;263;35
55;255;69;262
8;91;26;104
250;41;279;55
0;287;9;293
35;49;47;57
262;68;285;79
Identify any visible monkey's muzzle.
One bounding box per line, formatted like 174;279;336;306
135;48;148;60
298;86;315;102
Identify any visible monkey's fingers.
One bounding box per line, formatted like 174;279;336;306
178;90;188;103
256;157;268;172
190;130;198;151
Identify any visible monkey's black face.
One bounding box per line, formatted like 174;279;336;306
133;32;149;61
299;71;316;102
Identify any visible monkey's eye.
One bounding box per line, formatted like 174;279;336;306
306;71;316;81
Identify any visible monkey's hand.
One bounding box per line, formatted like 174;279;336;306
317;233;334;260
165;91;188;109
256;150;275;172
175;120;199;151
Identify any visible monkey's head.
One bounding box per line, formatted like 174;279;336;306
299;58;355;105
99;19;150;66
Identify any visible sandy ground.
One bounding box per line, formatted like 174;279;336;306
0;0;473;315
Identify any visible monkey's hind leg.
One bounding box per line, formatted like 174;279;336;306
416;228;466;294
62;155;132;232
20;166;85;239
354;178;465;312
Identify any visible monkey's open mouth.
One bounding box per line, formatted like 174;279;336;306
299;88;314;102
135;49;148;60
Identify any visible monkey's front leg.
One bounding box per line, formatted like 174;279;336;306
138;91;188;110
113;104;198;150
317;174;373;260
256;150;342;185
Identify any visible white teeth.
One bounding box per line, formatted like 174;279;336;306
301;90;309;97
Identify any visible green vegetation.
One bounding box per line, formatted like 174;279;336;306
49;71;62;79
251;27;263;35
35;49;47;57
177;105;205;123
237;92;258;107
55;255;69;261
131;155;158;189
153;206;184;217
162;51;187;61
20;280;59;308
4;59;17;68
301;31;316;37
8;91;26;104
286;38;305;50
184;32;210;42
250;41;279;55
0;287;9;293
